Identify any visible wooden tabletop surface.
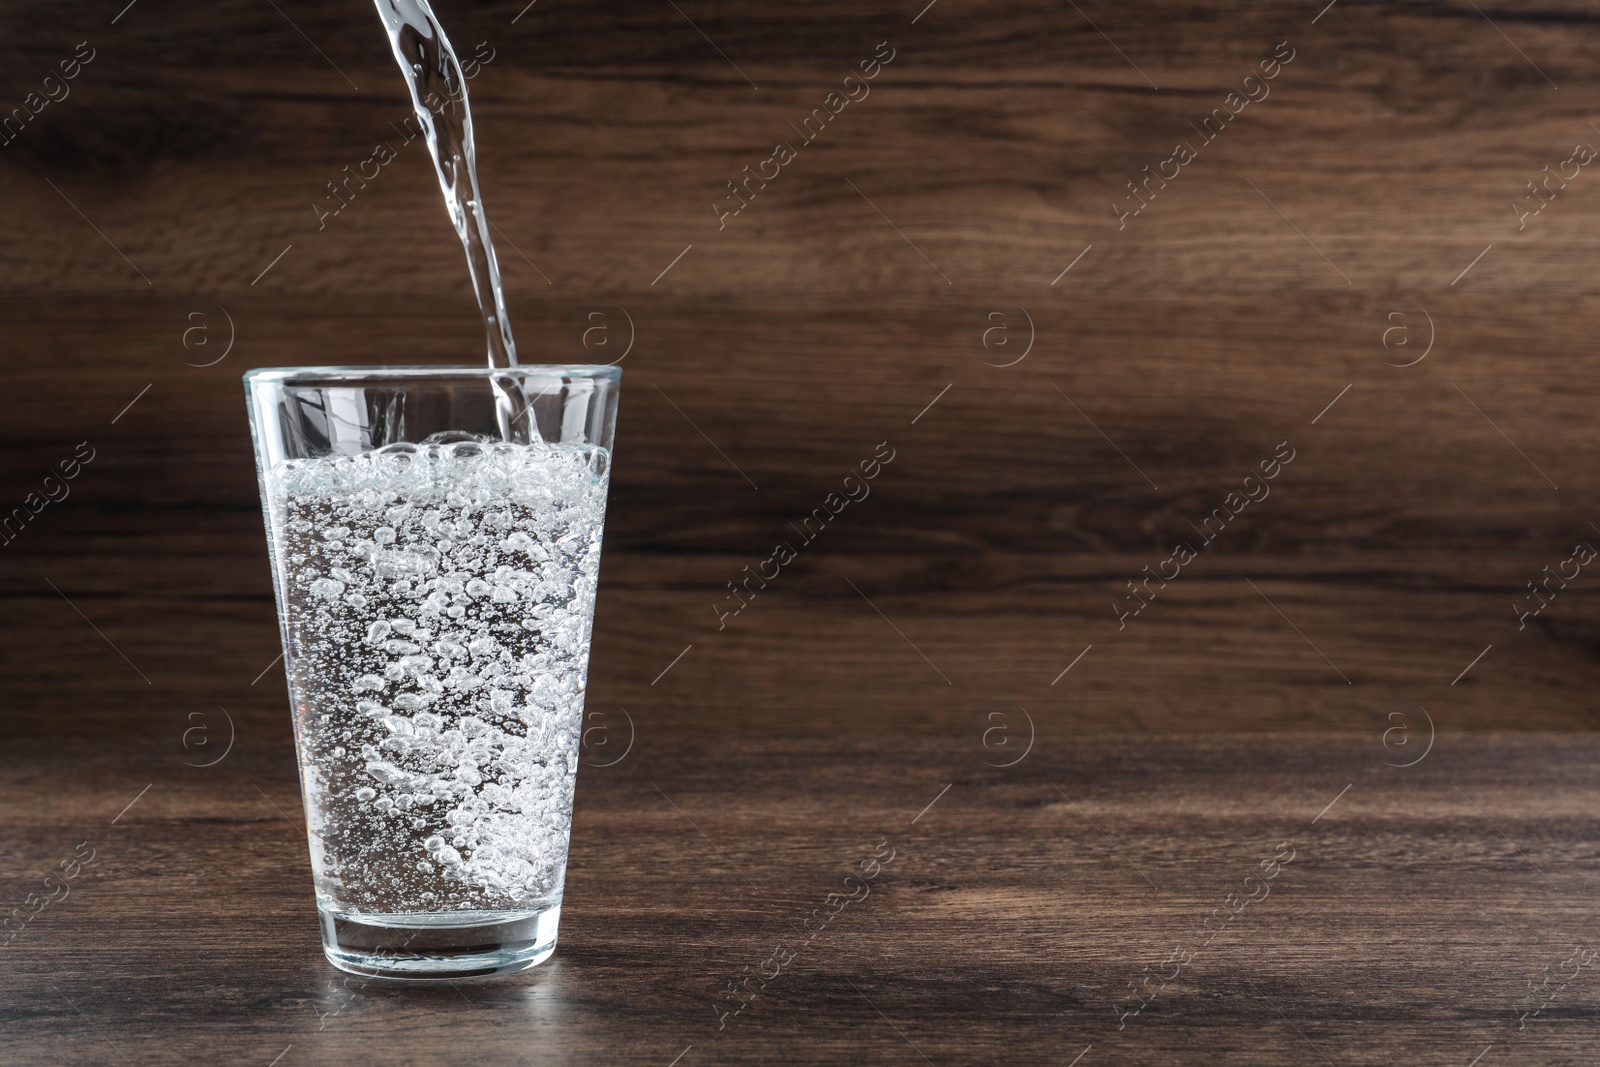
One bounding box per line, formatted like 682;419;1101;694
6;733;1600;1066
4;0;1600;1061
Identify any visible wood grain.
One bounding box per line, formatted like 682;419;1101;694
3;734;1598;1065
5;0;1600;1060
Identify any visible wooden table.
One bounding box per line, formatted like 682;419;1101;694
4;0;1600;1061
3;734;1597;1065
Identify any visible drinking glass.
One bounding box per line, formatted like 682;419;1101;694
244;365;620;980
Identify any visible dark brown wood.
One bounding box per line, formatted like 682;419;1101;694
4;0;1600;1060
4;734;1599;1066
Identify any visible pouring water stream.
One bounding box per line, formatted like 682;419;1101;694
370;0;537;444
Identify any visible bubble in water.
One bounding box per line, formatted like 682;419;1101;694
310;578;345;599
269;442;609;914
366;761;404;784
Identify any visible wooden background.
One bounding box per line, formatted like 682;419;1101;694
3;0;1600;1062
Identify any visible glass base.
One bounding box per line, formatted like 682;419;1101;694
319;903;561;981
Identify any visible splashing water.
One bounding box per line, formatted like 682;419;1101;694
371;0;535;443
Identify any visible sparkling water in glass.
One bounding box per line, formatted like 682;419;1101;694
245;366;620;979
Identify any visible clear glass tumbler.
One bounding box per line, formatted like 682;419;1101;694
244;365;620;980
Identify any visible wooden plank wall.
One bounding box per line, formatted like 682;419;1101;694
1;0;1598;740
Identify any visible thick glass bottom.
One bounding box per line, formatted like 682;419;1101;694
319;903;561;981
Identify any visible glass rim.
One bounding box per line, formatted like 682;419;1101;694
244;364;623;385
